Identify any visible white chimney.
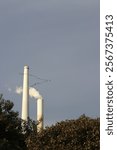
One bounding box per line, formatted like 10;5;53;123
21;65;29;121
37;97;43;132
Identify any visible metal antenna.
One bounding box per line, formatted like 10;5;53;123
19;73;51;87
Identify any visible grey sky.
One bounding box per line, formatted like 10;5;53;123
0;0;99;126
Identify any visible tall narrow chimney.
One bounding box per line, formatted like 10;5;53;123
21;65;29;121
37;97;43;132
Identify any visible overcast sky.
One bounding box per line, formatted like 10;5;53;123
0;0;99;126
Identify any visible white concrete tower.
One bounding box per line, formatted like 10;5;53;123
21;65;29;121
37;96;43;132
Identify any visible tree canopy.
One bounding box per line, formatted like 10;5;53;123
0;94;27;150
0;94;100;150
26;115;100;150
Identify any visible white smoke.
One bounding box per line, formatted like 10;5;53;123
16;86;42;99
29;87;42;99
16;86;23;94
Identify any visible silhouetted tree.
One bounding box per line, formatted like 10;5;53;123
0;94;27;150
0;94;100;150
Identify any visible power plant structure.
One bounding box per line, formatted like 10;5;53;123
37;97;44;132
21;65;44;132
21;65;29;121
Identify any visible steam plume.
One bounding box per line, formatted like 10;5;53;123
29;87;42;99
16;86;42;99
16;86;23;94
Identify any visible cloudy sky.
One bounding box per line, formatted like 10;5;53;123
0;0;99;126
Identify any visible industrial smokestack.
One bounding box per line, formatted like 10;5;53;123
16;85;44;131
21;65;29;121
37;96;44;132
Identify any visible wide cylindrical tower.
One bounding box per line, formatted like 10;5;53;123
37;97;43;132
21;65;29;121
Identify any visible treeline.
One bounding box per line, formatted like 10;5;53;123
0;94;100;150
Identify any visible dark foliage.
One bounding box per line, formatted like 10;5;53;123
0;94;100;150
0;94;27;150
26;115;100;150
